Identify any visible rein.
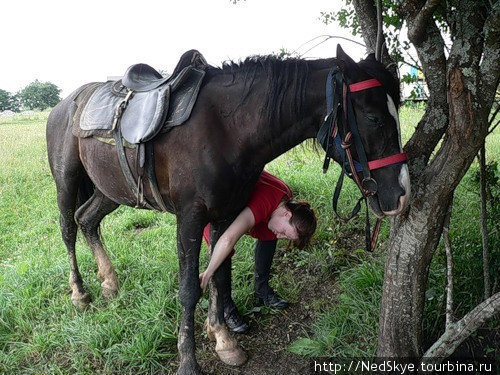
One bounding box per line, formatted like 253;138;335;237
317;66;407;252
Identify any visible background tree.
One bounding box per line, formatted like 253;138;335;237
0;89;10;111
18;80;61;110
331;0;499;360
0;89;21;112
0;89;12;111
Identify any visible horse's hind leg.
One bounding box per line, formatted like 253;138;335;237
48;118;92;309
75;189;119;299
55;174;91;310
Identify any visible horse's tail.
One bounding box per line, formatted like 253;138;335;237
47;82;99;210
76;172;95;208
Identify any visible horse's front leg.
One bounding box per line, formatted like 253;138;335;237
205;222;247;366
176;207;205;375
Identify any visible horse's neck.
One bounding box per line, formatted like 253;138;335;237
244;67;330;166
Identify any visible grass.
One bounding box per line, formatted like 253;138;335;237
0;105;498;373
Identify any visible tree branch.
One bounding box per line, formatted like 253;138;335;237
442;200;454;330
421;292;500;361
489;119;500;134
480;1;500;107
403;23;448;178
375;0;383;60
488;101;500;134
407;0;442;45
479;143;491;300
351;0;393;66
293;35;366;57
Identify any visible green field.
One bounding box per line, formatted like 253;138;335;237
0;107;498;374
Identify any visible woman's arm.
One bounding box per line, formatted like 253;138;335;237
199;207;255;292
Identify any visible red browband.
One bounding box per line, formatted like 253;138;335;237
349;79;382;92
368;152;407;170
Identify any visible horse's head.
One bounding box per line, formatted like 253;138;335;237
335;45;410;217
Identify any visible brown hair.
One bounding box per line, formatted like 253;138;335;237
283;198;317;249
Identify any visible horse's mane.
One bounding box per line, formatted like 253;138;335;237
207;56;310;127
358;57;401;109
204;54;400;127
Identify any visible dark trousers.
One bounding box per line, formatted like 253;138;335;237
253;239;277;297
223;238;277;314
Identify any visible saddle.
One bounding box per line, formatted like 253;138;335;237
76;49;207;144
73;50;208;212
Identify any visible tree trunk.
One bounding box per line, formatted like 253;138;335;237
378;197;451;357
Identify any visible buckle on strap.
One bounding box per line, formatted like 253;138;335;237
361;177;378;197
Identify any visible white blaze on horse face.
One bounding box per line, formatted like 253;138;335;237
386;94;402;149
386;94;411;213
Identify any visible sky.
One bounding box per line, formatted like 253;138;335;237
0;0;366;97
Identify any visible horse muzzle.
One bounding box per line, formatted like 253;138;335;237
372;163;411;217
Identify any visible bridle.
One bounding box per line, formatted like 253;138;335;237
317;65;407;252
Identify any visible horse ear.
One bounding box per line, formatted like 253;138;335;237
336;44;357;66
366;52;376;61
336;44;361;79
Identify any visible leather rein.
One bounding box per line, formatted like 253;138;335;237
317;66;407;252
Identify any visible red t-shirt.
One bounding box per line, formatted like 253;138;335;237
203;171;292;245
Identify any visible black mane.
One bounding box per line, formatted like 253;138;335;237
207;56;310;127
204;54;400;126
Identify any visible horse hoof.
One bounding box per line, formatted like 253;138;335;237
204;318;216;342
71;293;91;310
216;347;247;367
101;286;118;300
176;361;202;375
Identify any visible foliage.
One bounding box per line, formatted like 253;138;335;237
18;80;61;110
321;0;431;100
0;89;9;111
0;89;20;112
321;0;407;65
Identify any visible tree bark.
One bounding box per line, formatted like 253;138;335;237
378;195;451;357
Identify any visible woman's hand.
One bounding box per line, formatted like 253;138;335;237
199;271;211;293
199;207;255;294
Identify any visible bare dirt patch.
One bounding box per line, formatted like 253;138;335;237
196;271;339;375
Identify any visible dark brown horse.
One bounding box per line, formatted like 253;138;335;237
46;45;410;375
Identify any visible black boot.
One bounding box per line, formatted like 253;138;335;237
254;239;289;309
223;292;249;333
219;261;249;333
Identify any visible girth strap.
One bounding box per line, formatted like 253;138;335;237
113;122;169;212
113;125;155;210
145;142;169;212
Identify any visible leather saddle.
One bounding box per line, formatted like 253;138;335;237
74;50;207;213
122;63;170;92
78;49;207;144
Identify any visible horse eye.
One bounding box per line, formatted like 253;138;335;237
365;114;381;125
